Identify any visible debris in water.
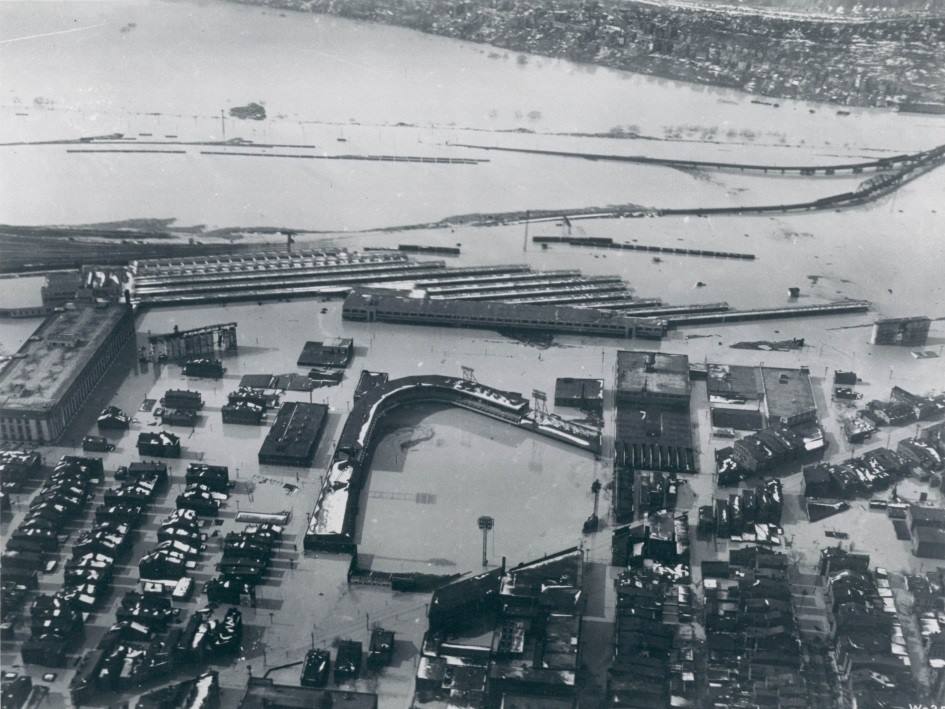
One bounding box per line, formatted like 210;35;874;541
731;338;805;352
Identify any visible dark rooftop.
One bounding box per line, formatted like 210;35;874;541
258;402;328;466
344;289;663;333
431;568;502;614
762;366;816;421
554;377;603;403
238;678;377;709
616;351;690;399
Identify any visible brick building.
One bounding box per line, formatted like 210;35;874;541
0;303;134;443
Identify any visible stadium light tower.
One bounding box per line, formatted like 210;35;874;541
477;516;494;567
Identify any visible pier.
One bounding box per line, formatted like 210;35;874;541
665;300;870;326
534;235;756;260
129;250;649;309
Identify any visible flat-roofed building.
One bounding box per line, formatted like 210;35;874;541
616;351;690;408
870;316;931;346
554;377;604;413
297;337;354;368
761;366;817;426
258;402;328;467
0;303;134;443
343;289;666;340
615;351;694;473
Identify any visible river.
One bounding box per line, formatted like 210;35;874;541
1;0;944;232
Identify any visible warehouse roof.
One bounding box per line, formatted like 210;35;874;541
554;377;603;403
616;351;690;398
762;366;816;421
344;289;661;330
0;303;128;413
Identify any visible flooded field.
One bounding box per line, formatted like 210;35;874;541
358;404;599;574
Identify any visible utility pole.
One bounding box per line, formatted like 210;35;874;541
523;210;530;252
220;109;226;140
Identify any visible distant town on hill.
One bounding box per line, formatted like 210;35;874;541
232;0;945;111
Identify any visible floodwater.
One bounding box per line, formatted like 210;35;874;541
1;0;944;230
2;1;943;705
358;403;598;574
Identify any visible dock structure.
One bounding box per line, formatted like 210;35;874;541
342;289;667;340
501;294;664;308
422;271;618;295
534;235;756;260
304;374;601;554
426;276;629;302
144;322;236;362
131;251;452;305
664;300;870;326
128;249;658;309
600;302;730;317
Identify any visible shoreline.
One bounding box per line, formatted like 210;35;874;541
227;0;945;110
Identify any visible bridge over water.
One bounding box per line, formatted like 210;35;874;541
452;142;945;177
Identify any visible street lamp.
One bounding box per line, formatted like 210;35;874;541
477;516;494;567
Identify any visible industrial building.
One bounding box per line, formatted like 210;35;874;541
342;289;667;340
616;351;691;408
870;316;931;346
614;351;695;473
554;377;604;413
143;322;237;363
257;402;328;467
761;367;818;426
0;303;134;443
707;363;817;430
296;337;354;368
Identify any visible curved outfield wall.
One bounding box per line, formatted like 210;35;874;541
303;375;596;554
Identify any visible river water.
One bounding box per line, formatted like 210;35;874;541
1;0;943;231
